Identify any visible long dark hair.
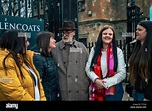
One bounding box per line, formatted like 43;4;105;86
0;29;26;79
90;25;118;72
129;20;152;87
36;31;55;56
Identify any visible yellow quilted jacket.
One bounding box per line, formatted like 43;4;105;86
0;49;46;101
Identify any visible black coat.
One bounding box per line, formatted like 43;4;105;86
33;53;60;101
145;78;152;100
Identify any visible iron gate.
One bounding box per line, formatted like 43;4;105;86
0;0;79;48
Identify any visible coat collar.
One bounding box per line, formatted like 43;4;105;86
58;40;79;50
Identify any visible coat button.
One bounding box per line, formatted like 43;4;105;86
68;90;71;93
76;90;79;93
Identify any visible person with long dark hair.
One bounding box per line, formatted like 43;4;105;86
0;29;46;101
32;31;60;101
85;25;126;101
128;20;152;101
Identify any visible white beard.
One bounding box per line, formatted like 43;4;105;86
62;36;73;44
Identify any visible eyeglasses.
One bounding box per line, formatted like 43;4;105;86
62;30;74;35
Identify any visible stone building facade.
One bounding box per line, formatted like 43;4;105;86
78;0;152;47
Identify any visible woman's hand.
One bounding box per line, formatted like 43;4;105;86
95;78;108;89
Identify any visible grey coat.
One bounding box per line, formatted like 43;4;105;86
52;40;90;101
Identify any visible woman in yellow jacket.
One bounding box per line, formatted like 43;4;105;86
0;29;46;101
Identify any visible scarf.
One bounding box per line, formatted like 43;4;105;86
89;44;115;101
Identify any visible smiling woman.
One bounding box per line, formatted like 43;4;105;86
85;25;126;101
32;31;60;101
128;20;152;101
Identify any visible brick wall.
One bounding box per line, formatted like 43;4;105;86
78;0;152;44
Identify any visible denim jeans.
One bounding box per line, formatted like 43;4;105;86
132;89;144;101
